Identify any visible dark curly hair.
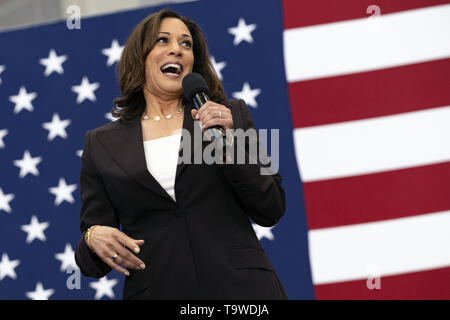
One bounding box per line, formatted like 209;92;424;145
111;9;226;123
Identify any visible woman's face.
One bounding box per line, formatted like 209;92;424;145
144;17;194;99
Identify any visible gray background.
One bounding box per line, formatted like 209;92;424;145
0;0;195;31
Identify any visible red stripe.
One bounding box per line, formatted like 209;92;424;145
303;162;450;230
282;0;450;29
288;59;450;128
314;266;450;299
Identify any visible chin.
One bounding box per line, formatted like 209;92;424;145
164;81;182;90
161;84;182;95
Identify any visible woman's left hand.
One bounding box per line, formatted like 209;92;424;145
191;101;233;131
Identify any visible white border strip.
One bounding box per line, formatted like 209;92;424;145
283;5;450;82
294;106;450;182
308;211;450;285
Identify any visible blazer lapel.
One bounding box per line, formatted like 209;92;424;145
97;116;173;201
175;102;197;181
96;104;200;202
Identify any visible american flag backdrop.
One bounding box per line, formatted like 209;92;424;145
0;0;449;300
283;0;450;299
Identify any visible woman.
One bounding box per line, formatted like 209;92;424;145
75;9;287;300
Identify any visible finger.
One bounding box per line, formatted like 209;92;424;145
197;101;218;119
191;109;198;120
115;233;146;266
114;243;146;270
201;107;224;125
202;118;233;131
100;249;130;276
134;239;145;246
113;255;143;273
204;106;231;125
115;231;141;254
201;118;226;131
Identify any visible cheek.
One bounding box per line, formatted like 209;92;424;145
186;56;195;72
145;51;162;76
145;63;162;86
144;58;152;76
149;64;159;77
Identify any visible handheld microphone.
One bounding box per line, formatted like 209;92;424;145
182;72;226;142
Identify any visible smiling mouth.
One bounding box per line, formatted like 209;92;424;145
160;63;183;77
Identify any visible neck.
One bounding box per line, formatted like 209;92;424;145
143;85;182;117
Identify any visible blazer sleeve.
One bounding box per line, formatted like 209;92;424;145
218;99;286;227
74;130;119;278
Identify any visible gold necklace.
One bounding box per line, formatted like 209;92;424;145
143;106;184;121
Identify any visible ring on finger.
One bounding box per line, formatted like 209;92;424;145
218;110;222;119
112;253;118;261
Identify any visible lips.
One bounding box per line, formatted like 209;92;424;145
160;62;183;77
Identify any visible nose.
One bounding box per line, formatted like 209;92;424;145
169;40;182;56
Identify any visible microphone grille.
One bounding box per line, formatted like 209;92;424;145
182;72;210;101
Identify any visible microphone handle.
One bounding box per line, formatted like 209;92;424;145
193;92;226;142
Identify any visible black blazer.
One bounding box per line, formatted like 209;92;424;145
75;98;287;299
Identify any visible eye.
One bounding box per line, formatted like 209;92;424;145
181;40;192;48
156;36;168;44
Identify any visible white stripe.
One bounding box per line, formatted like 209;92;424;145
308;211;450;285
283;5;450;82
294;106;450;182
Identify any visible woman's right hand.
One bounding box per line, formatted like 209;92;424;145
87;225;146;276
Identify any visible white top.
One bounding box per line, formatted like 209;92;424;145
143;133;181;202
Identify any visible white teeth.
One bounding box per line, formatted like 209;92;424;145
161;63;182;73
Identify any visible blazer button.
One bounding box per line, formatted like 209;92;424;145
175;208;183;218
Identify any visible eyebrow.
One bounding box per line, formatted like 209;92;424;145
158;32;191;38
